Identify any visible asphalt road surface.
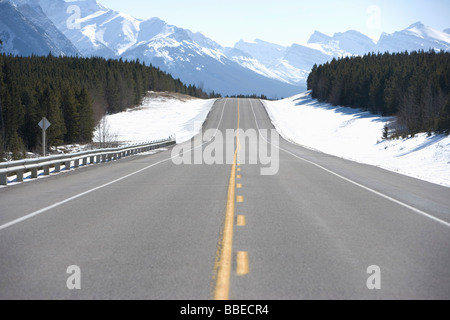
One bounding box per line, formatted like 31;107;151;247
0;98;449;300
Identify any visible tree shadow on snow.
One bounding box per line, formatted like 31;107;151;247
293;92;393;124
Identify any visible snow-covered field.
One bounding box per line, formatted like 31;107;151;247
263;92;450;188
95;92;216;144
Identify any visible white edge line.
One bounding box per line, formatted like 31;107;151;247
249;99;450;228
0;99;228;232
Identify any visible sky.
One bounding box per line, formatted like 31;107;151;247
97;0;450;47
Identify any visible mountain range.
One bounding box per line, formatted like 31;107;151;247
1;0;450;98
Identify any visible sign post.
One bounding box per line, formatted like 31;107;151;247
38;117;51;157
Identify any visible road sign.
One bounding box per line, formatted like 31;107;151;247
38;117;51;131
38;117;52;156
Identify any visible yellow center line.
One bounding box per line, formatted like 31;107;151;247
214;99;240;300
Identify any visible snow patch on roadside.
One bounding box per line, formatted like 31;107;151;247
263;92;450;187
95;93;216;144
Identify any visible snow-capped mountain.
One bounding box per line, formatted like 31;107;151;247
1;0;449;97
22;0;301;97
229;31;376;86
232;23;450;90
229;39;329;86
32;0;131;58
307;30;376;56
0;0;79;57
376;22;450;53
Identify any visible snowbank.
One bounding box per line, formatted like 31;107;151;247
263;92;450;187
95;93;216;144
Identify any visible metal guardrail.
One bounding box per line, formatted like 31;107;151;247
0;138;176;186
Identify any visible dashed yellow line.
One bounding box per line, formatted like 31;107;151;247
237;196;244;203
237;215;246;226
236;183;242;189
237;251;249;276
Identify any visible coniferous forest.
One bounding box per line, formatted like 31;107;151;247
307;50;450;136
0;54;216;159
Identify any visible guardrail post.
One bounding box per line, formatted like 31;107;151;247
83;157;88;166
31;168;38;179
74;159;80;168
55;162;61;173
43;165;50;176
65;161;71;171
17;169;24;182
102;154;107;162
1;172;7;185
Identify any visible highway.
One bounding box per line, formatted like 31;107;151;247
0;98;449;300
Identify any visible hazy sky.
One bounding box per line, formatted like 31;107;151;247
97;0;450;47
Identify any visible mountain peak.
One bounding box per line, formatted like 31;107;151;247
333;30;368;38
236;39;258;45
308;31;331;44
377;22;450;53
407;21;425;29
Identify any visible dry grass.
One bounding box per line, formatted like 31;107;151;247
145;91;197;102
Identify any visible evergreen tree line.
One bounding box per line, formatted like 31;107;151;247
225;94;269;100
307;50;450;136
0;54;215;159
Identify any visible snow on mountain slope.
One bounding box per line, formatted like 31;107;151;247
226;45;308;85
8;0;79;56
0;0;78;57
234;39;285;65
330;31;376;56
377;22;450;53
284;43;331;71
28;0;301;97
306;29;376;57
34;0;132;57
231;39;330;86
263;92;450;187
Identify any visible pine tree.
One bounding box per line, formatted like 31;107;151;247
41;86;66;148
62;87;80;143
9;131;24;160
77;88;95;142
